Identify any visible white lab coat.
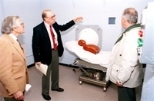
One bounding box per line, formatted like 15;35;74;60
106;27;143;88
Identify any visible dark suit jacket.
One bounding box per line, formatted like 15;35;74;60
32;20;75;65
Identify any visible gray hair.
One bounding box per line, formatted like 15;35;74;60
1;16;20;34
122;8;138;24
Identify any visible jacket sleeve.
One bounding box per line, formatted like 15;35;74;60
117;29;139;84
55;20;75;31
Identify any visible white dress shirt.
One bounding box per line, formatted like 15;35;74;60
44;22;58;49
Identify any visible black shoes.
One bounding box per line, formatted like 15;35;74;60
42;88;64;100
52;87;64;92
42;93;51;100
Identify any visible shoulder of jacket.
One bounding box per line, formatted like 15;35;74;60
0;35;11;47
53;22;58;26
125;27;141;35
34;22;44;29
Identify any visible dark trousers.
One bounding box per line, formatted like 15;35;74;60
4;97;24;101
118;86;136;101
42;50;59;95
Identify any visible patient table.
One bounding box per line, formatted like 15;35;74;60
65;25;111;91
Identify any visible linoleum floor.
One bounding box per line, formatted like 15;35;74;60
0;65;142;101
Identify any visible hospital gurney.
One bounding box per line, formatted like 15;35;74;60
65;25;111;91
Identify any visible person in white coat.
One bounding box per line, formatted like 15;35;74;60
106;8;143;101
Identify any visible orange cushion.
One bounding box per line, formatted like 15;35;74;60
83;44;100;54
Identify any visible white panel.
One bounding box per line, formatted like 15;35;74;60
141;64;154;101
140;2;154;65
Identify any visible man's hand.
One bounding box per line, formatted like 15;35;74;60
13;91;24;101
35;62;41;67
73;17;83;23
116;81;123;87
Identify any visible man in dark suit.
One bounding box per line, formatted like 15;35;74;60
32;9;83;100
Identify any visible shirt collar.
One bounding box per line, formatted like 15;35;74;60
44;21;51;28
9;33;18;41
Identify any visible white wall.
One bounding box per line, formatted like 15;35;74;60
0;0;42;65
0;0;4;30
0;0;153;65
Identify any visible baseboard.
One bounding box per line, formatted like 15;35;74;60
59;63;78;68
27;63;78;68
28;63;147;69
27;63;35;68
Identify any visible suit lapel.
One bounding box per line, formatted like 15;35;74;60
4;34;26;59
42;22;49;37
42;22;52;43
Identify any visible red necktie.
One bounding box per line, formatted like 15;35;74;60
50;25;57;50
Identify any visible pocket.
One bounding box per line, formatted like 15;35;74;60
13;72;23;79
111;64;119;79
